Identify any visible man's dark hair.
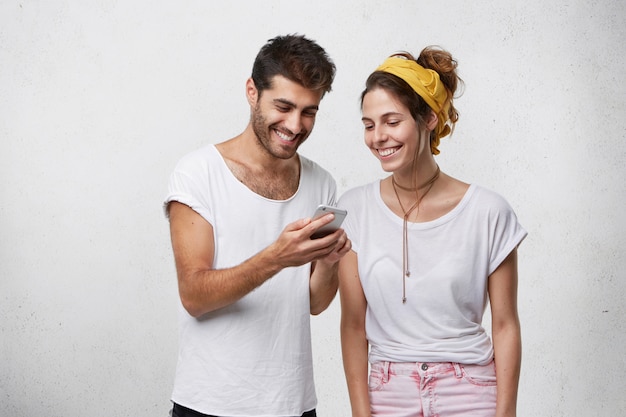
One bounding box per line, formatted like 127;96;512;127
251;34;336;97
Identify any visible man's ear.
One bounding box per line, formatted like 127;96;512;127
246;78;258;106
426;110;438;131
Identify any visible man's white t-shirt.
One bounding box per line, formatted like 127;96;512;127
338;182;527;365
165;144;337;416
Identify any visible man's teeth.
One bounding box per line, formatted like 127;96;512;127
276;130;296;141
379;148;398;157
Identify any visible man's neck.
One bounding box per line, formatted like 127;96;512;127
215;129;301;200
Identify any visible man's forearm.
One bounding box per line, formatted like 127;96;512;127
179;246;284;317
309;260;339;315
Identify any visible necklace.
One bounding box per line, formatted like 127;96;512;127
391;165;440;303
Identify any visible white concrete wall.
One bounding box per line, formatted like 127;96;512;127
1;1;624;416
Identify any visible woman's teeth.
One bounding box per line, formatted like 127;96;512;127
378;147;398;157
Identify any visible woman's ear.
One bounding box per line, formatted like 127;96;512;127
426;110;438;131
245;78;258;106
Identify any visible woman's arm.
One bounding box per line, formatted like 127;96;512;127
488;248;522;417
339;250;371;417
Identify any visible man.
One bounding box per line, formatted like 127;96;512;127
164;34;351;417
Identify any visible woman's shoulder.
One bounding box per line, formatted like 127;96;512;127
468;184;518;213
338;181;379;204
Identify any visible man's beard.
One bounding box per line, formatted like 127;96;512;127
251;104;306;160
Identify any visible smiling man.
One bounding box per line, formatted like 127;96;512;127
164;34;351;417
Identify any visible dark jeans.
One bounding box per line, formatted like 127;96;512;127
171;402;317;417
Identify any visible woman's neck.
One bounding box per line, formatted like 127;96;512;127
391;161;440;191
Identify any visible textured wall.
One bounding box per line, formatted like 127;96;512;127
1;1;625;416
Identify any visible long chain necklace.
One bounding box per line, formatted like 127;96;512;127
391;165;440;303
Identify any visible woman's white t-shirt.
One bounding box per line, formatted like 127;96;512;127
338;182;527;365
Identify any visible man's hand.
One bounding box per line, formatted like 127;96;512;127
268;213;351;268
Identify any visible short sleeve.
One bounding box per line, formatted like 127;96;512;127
487;194;527;275
163;151;214;225
338;187;364;254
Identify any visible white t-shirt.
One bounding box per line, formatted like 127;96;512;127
164;144;337;416
338;182;527;365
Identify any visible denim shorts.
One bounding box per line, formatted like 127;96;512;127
369;360;497;417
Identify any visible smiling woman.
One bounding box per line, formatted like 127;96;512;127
361;87;422;170
338;46;527;417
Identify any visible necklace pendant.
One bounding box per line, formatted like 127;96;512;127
402;297;407;303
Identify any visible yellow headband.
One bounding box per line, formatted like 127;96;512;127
375;56;451;154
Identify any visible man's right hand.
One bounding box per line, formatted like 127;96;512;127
267;214;345;268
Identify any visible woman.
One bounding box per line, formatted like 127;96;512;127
338;47;527;417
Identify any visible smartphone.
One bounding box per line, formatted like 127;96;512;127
310;204;347;239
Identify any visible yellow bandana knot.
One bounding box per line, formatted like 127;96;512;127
376;56;451;154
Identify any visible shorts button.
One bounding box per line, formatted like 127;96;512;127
421;363;429;371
